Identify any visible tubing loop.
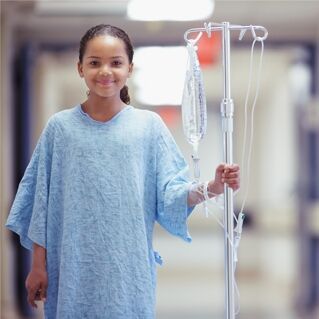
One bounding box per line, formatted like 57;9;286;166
250;25;268;42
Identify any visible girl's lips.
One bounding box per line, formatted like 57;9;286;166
97;80;115;85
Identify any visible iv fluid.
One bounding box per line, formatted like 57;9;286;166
182;43;207;146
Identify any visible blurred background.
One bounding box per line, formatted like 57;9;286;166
1;0;319;318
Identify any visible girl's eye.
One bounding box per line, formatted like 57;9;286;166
112;60;122;66
89;61;99;66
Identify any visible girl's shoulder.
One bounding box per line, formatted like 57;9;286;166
43;105;82;131
35;106;80;142
49;105;78;124
128;107;171;140
129;106;165;127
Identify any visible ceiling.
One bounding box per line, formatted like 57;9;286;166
2;0;319;45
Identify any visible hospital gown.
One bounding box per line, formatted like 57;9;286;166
6;105;194;319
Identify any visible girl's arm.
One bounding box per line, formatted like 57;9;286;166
32;242;46;269
187;164;240;207
25;243;48;308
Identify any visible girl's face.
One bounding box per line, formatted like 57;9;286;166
78;35;133;101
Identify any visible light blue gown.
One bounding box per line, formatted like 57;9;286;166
6;105;194;319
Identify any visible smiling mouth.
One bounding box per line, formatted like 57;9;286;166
97;80;115;86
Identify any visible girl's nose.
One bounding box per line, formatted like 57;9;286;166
99;65;112;76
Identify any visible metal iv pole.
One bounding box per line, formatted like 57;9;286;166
220;21;236;319
184;22;268;319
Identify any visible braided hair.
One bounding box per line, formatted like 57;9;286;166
79;25;134;105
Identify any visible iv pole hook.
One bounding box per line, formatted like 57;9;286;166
239;25;268;41
184;31;203;46
250;25;268;41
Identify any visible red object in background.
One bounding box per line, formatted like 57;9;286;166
156;106;181;128
197;31;221;67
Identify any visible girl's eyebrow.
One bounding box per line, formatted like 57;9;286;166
86;55;125;59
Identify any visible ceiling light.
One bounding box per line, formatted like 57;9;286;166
34;0;126;15
127;0;214;21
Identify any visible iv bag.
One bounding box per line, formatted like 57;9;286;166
181;43;207;146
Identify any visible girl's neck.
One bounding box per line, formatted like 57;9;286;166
81;95;127;122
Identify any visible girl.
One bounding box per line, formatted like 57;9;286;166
6;24;240;319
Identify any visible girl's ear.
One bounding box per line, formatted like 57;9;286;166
128;63;134;78
77;61;84;77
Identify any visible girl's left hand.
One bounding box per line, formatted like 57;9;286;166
208;164;240;196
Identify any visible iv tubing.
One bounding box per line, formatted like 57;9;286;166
239;39;265;217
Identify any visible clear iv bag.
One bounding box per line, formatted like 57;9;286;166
182;40;207;182
181;42;207;146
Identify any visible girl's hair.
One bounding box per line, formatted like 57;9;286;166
79;24;134;105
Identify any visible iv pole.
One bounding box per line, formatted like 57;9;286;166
184;22;268;319
221;21;235;319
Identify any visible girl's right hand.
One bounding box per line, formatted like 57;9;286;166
25;267;48;308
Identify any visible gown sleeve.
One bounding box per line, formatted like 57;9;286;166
154;114;195;242
6;118;56;250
